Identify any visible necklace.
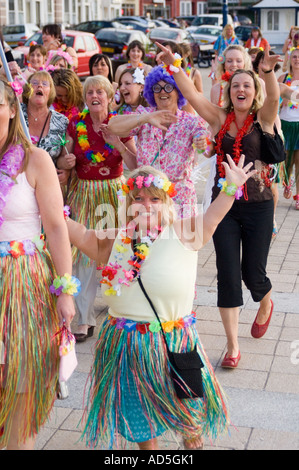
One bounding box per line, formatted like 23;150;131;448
0;144;24;228
76;108;116;163
28;108;48;122
100;226;162;297
127;60;143;69
215;111;255;179
285;74;299;110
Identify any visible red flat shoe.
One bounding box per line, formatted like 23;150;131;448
251;299;274;339
221;350;241;369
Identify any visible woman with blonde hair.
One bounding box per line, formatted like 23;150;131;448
157;42;281;368
65;159;256;450
213;24;239;60
57;75;136;342
21;70;69;165
0;77;76;449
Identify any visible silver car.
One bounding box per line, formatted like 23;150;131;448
190;25;222;45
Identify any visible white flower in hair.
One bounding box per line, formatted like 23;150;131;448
133;68;145;85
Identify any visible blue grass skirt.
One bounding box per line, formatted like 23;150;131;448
81;316;229;449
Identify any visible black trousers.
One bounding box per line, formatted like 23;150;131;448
212;199;274;308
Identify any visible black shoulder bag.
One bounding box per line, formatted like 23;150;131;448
256;121;286;165
137;277;204;399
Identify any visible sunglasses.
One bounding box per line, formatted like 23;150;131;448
152;83;175;94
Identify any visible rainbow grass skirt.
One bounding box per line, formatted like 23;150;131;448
0;240;60;446
67;176;125;266
81;315;229;449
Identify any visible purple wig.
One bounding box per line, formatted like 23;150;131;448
143;65;187;109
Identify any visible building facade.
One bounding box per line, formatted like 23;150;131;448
0;0;139;27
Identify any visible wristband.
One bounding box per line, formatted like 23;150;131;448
218;178;244;199
263;69;273;74
50;273;81;297
163;53;182;75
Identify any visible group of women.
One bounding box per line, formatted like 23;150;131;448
0;21;297;451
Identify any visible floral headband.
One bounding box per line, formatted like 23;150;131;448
289;46;299;55
132;68;145;85
117;174;177;200
45;49;73;68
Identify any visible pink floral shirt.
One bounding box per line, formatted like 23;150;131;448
131;106;207;217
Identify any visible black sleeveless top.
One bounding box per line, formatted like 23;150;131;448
212;121;274;203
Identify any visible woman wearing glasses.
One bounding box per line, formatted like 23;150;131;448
108;65;210;218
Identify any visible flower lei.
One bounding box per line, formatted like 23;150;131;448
127;60;143;69
50;273;81;297
221;71;232;82
100;226;161;297
76;109;117;163
108;311;196;334
52;101;79;120
117;174;177;201
0;145;24;228
215;111;255;200
284;74;299;110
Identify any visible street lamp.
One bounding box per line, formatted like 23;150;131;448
223;0;228;27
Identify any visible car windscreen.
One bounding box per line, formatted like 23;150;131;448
150;30;178;40
191;17;219;26
3;25;25;34
96;30;130;43
194;27;221;35
63;35;75;48
24;32;43;46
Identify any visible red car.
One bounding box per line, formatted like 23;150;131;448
15;30;102;77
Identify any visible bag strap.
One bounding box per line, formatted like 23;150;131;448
37;111;51;148
137;276;171;353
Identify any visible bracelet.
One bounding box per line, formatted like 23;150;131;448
119;145;128;155
50;273;81;297
63;205;70;220
218;178;244;200
263;69;273;74
163;53;182;75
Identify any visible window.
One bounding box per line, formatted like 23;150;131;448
267;11;279;31
180;1;191;15
74;36;85;52
85;36;97;51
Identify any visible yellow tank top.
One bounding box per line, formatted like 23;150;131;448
102;224;198;323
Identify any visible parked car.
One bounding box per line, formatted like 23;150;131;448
14;30;102;77
149;27;199;61
187;14;233;33
190;25;222;44
235;25;259;43
95;28;150;56
3;23;39;48
113;16;155;29
149;27;193;45
113;19;151;35
176;16;196;26
73;20;125;35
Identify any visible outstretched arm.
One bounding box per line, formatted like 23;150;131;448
108;110;177;136
176;155;257;250
258;45;282;130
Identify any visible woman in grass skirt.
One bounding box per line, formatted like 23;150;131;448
66;160;256;450
0;78;76;449
57;75;136;342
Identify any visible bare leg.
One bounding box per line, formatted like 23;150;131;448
137;438;158;450
254;289;272;325
219;307;240;357
5;394;36;450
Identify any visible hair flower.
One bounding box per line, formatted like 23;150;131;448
133;67;145;85
8;80;23;97
135;175;144;188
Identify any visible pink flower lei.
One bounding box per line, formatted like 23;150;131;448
0;145;25;228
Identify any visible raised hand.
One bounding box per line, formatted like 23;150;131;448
222;154;257;188
260;44;283;72
155;42;177;66
146;109;177;131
